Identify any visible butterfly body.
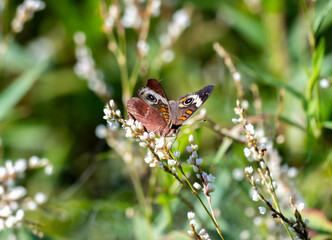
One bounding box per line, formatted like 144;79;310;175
127;79;214;136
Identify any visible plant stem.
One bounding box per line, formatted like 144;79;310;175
177;166;225;240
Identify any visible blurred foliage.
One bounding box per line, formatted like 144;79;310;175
1;0;332;239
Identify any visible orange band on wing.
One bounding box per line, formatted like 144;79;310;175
163;114;170;119
186;110;192;114
179;97;187;103
160;107;167;113
180;116;187;120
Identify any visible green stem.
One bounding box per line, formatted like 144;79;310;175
0;34;13;77
267;172;294;240
177;166;225;240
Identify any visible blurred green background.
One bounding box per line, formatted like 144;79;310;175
1;0;332;239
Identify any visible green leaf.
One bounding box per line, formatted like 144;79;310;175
313;0;332;35
322;121;332;129
279;116;306;131
238;62;304;100
218;3;266;48
0;59;50;121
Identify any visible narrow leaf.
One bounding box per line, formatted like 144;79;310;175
0;59;50;121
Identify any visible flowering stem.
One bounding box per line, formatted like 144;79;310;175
177;164;225;240
264;166;295;240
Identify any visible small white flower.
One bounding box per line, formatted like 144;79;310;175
206;174;216;182
193;165;199;172
140;132;149;141
115;109;121;117
168;159;176;167
244;166;253;174
166;141;173;150
319;78;329;88
186;146;193;153
189;219;197;227
149;162;157;168
187;156;194;165
151;0;161;16
187;211;195;220
199;229;206;235
233;72;241;81
206;183;215;193
171;167;177;175
161;50;175;63
29;156;40;167
173;151;180;158
244;148;251;158
259;161;266;169
26;200;37;210
188;134;194;143
287;167;298;178
109;99;115;108
297;202;305;212
201;232;210;239
0;205;12;217
304;218;309;224
15;209;25;221
5;216;16;228
45;164;54;175
149;132;156;139
245;124;255;134
250;189;259;201
187;230;194;236
0;166;7;178
232;118;240;123
95;124;107;138
242;100;249;109
144;156;154;164
35;192;47;204
14;159;27;173
157;162;165;170
156;151;164;159
137;40;150;56
195;158;203;166
125;129;133;138
155;137;165;149
258;206;266;215
232;168;244;181
193;182;202;190
272;181;278;189
7;186;27;200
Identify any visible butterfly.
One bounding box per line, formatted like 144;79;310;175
126;79;215;136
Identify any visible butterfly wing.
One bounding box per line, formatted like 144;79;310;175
126;97;167;135
171;85;215;129
138;79;172;125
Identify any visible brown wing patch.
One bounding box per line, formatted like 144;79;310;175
126;97;167;134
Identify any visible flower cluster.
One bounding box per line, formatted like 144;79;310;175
186;135;216;195
187;211;211;240
233;100;310;240
103;100;181;180
159;9;191;63
0;156;53;234
11;0;45;33
73;31;110;98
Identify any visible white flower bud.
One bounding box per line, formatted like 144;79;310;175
193;182;202;190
